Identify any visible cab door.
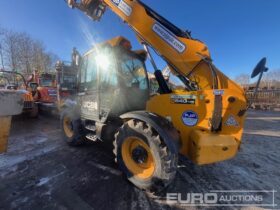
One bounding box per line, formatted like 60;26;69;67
115;52;149;113
79;53;99;121
97;52;118;122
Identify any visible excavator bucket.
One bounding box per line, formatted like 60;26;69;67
67;0;106;21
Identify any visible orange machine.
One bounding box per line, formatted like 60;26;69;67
28;71;57;111
36;73;58;111
63;0;269;191
0;70;38;117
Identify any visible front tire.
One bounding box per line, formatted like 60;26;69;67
114;119;178;192
60;108;84;146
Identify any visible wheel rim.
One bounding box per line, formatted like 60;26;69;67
121;137;155;179
63;116;74;138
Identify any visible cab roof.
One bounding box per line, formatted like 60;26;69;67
83;36;147;60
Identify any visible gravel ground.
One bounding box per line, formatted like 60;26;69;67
0;110;279;210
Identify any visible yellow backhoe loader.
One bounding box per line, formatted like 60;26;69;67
61;0;268;191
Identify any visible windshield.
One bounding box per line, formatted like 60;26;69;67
119;53;148;90
61;75;76;89
40;79;53;87
79;47;148;91
79;47;117;91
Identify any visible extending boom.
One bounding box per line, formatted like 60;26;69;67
67;0;242;92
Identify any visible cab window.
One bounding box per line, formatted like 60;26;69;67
96;49;118;90
86;53;98;90
119;54;148;90
79;55;87;91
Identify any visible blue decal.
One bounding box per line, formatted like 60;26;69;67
111;0;120;6
111;0;132;16
182;111;198;126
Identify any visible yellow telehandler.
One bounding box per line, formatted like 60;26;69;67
61;0;268;191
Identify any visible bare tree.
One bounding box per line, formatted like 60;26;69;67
31;40;46;74
31;42;58;74
0;28;58;74
262;69;280;88
45;52;59;72
18;33;33;74
0;27;5;69
2;30;22;71
235;73;250;87
272;69;280;81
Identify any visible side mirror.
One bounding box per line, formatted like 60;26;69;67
251;57;269;78
29;82;39;91
247;57;269;109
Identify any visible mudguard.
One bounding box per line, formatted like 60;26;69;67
63;98;78;108
120;111;181;154
59;99;80;120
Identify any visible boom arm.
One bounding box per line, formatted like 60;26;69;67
68;1;226;87
68;0;245;94
66;1;254;164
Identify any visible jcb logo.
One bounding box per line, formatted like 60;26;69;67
82;101;98;110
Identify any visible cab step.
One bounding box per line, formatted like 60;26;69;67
85;133;98;142
85;124;96;132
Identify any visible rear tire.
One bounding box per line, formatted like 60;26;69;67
60;108;84;146
113;119;178;192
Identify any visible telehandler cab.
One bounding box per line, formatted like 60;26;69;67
62;0;269;191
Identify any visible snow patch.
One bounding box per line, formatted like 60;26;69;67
36;172;65;187
37;177;51;186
